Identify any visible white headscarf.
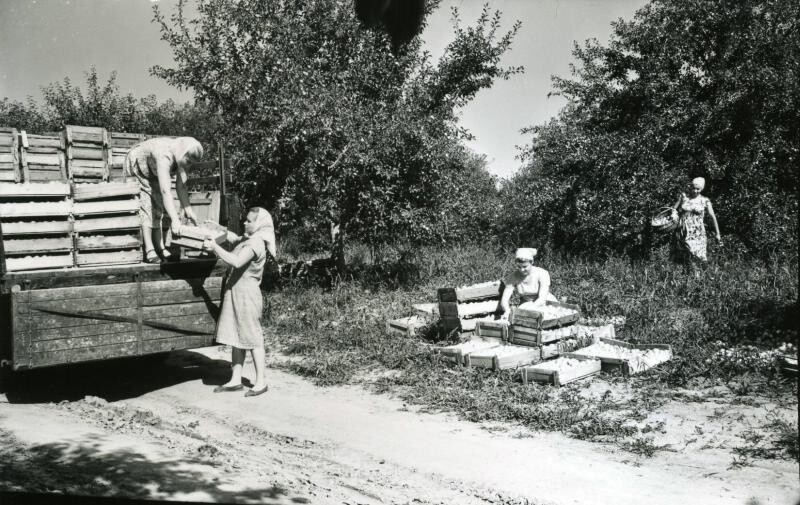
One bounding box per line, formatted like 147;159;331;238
515;248;537;261
692;177;706;191
174;137;204;163
246;207;276;258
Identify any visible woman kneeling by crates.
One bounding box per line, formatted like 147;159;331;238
498;248;559;320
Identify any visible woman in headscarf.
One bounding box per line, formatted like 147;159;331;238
202;207;277;397
124;136;204;263
497;248;559;320
672;177;722;268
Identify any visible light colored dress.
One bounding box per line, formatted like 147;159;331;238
215;237;267;350
503;267;559;303
674;195;709;262
124;138;180;228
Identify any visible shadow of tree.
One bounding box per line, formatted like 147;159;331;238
1;349;235;404
0;429;310;504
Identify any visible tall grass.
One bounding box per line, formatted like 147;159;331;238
262;243;798;453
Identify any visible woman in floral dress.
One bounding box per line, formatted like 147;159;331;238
672;177;722;267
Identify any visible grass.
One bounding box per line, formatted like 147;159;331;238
261;242;798;457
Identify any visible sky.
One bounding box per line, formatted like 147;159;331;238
0;0;646;179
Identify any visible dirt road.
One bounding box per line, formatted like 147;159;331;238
0;347;797;504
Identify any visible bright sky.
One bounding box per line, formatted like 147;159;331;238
0;0;645;179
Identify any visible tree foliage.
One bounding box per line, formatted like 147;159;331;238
501;0;798;258
0;67;219;141
152;0;519;250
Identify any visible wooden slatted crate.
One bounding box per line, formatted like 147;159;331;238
510;300;581;330
0;128;21;182
20;132;67;183
474;319;510;340
433;337;503;366
386;315;428;337
520;355;602;386
65;126;109;183
466;344;542;371
567;337;673;376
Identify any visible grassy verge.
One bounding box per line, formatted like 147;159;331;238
262;243;798;458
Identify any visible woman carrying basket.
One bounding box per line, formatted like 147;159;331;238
671;177;722;267
202;207;276;397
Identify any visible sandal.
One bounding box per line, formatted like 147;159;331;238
244;384;269;397
145;250;162;264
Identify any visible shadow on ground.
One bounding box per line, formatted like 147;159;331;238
0;428;309;504
0;350;235;404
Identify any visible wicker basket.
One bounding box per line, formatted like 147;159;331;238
650;207;679;232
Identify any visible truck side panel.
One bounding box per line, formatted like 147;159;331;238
10;276;222;370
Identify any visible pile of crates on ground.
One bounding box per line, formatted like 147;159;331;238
386;279;673;386
0;124;221;273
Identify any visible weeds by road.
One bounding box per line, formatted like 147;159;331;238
263;243;798;459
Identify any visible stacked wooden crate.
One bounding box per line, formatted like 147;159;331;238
0;128;21;182
0;182;74;272
65;125;109;183
108;132;145;182
437;281;502;337
20;132;67;182
72;181;142;267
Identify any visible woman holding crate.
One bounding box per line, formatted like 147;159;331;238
124;136;203;263
671;177;722;269
498;248;558;320
202;207;276;397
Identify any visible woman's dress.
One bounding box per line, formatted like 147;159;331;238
214;237;267;349
673;195;709;262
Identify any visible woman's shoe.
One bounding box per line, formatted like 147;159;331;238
145;250;162;264
213;384;244;393
244;384;269;397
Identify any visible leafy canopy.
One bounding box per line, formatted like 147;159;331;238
501;0;798;258
152;0;520;248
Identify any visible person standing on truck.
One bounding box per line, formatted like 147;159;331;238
203;207;276;397
124;137;203;263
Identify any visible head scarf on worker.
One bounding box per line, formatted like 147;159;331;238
692;177;706;191
246;207;276;257
174;137;204;163
515;248;537;262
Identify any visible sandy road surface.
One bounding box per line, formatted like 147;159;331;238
0;346;797;504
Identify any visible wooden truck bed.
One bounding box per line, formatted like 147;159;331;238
0;259;226;370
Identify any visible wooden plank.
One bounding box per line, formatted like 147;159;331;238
1;220;71;235
25;171;66;182
26;321;136;341
0;182;70;197
76;234;140;251
67;146;104;160
74;215;140;232
0;172;19;182
70;165;106;178
140;276;223;294
0;153;16;164
73;198;139;216
19;281;139;303
5;254;74;271
17;293;136;315
24;146;60;154
26;136;62;149
142;301;216;318
142;334;211;353
0;201;71;218
29;341;138;368
76;249;141;267
73;181;139;201
0;258;224;292
25;164;63;172
4;237;73;254
22;153;60;166
30;332;138;352
65;126;107;146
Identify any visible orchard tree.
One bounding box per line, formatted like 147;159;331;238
0;67;220;142
152;0;521;262
506;0;798;258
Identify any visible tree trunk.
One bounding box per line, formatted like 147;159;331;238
330;221;346;275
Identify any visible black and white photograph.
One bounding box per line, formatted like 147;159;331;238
0;0;797;504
